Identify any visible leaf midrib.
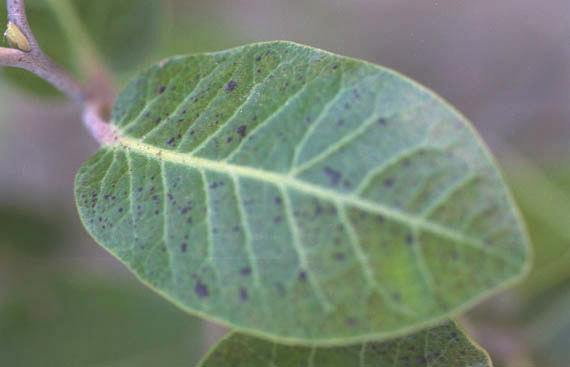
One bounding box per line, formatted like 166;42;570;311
109;135;514;265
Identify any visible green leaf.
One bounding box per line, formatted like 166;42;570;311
0;273;204;366
75;41;531;344
199;320;491;367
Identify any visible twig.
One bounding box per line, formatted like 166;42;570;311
83;101;117;144
0;46;86;102
2;0;86;102
0;0;113;144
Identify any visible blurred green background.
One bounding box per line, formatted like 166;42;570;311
0;0;569;366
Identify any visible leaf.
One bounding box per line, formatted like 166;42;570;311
0;273;204;366
0;0;161;96
75;41;531;344
198;320;491;367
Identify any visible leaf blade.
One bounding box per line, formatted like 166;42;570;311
75;41;531;344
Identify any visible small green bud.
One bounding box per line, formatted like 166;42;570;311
4;22;31;52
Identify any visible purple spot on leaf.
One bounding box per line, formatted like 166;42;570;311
195;280;209;298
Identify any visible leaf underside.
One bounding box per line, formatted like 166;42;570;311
198;320;491;367
75;41;530;344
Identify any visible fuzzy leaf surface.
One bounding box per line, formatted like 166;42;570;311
75;41;530;344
